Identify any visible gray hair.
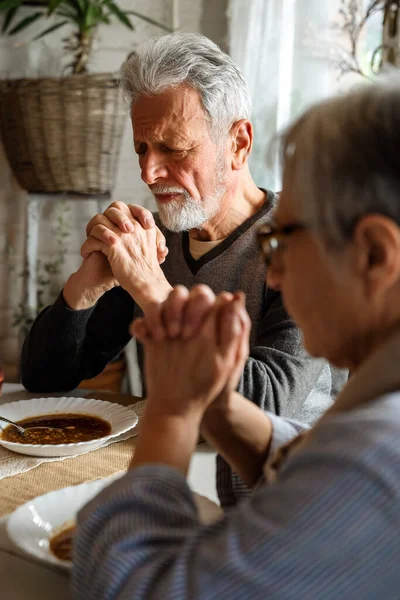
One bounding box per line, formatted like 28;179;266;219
120;33;252;137
279;76;400;248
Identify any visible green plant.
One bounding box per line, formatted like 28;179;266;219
0;0;172;74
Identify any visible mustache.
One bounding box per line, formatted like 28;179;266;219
149;185;187;195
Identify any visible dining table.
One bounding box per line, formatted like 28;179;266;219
0;383;218;599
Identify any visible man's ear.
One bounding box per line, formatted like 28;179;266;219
353;215;400;297
230;120;253;170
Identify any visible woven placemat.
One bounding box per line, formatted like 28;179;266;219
0;393;145;517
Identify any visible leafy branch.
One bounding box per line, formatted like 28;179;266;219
0;1;173;74
329;0;400;80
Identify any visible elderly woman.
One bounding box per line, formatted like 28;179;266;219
72;79;400;599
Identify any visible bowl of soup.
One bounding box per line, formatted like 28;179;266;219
0;396;138;457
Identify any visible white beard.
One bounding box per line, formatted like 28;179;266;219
155;190;213;232
150;155;228;232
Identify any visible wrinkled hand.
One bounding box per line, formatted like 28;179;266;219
63;251;119;310
81;201;172;311
63;202;168;310
131;285;250;419
84;201;168;264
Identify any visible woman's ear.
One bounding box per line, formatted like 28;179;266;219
230;120;253;170
353;215;400;297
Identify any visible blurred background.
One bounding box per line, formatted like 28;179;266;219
0;0;392;388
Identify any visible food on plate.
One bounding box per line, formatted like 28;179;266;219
49;522;76;562
1;413;111;444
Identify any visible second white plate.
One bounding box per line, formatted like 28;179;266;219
7;473;222;570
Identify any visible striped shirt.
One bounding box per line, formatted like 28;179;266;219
72;393;400;600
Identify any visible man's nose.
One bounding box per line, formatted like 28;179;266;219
140;152;169;184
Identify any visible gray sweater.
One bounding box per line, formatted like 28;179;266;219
21;192;347;504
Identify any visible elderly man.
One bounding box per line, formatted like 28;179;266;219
21;34;345;505
72;77;400;599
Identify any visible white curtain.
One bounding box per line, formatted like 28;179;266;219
228;0;341;191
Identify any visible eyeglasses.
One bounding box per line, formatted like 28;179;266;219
257;222;308;266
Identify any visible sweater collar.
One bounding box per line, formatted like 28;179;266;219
182;189;276;275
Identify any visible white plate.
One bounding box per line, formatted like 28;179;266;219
0;397;138;457
7;474;222;570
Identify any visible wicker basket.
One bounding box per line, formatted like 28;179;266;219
0;73;127;195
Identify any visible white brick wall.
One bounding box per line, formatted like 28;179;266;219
0;0;228;368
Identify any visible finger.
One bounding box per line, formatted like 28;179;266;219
86;213;121;238
182;285;216;340
144;301;166;342
214;291;234;310
128;204;155;229
130;317;151;343
233;291;250;348
108;200;131;215
155;226;168;263
212;292;234;330
89;223;119;246
235;305;251;363
103;206;136;234
86;214;111;237
229;291;248;344
218;300;244;361
157;244;169;264
213;292;248;376
162;285;190;338
232;290;246;307
81;236;105;258
197;300;219;348
220;304;250;392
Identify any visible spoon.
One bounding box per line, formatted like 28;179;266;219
0;415;63;436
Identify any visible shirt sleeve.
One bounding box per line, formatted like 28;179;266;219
72;411;398;600
20;287;134;392
267;412;308;457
